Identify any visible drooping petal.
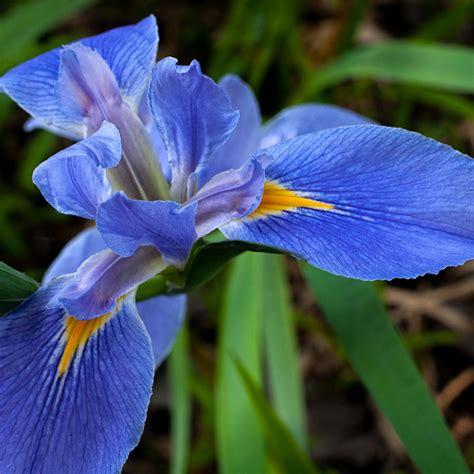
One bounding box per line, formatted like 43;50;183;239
0;46;79;136
32;122;120;219
149;57;239;201
43;227;187;367
43;227;108;283
260;104;373;148
97;192;197;266
0;281;154;473
222;125;474;280
198;75;262;185
57;246;166;319
0;16;158;133
186;158;265;237
138;294;186;368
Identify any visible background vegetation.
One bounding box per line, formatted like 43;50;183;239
1;1;473;473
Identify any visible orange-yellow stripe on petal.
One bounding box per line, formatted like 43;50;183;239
57;297;127;377
250;181;334;218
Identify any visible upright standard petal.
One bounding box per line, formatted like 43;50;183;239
81;15;158;105
56;44;123;131
222;126;474;280
187;158;265;237
260;104;372;148
97;192;197;266
0;282;154;474
149;58;239;201
0;16;158;131
199;75;262;185
32;122;121;219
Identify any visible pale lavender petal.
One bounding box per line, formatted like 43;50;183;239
187;158;264;237
56;246;166;319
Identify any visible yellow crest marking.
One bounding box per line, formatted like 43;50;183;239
250;181;334;218
58;312;113;376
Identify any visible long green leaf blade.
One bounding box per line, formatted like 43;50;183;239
215;253;266;473
169;325;191;474
296;41;474;100
301;264;469;474
262;254;306;448
0;262;39;316
0;0;97;70
234;358;318;474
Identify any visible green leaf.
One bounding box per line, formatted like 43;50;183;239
413;0;474;42
234;358;318;474
0;0;97;71
301;264;469;474
169;325;191;474
215;252;266;473
136;238;284;300
0;262;39;315
262;254;307;447
296;41;474;100
182;239;284;292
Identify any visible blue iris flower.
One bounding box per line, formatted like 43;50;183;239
1;15;473;473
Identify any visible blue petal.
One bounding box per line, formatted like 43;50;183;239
43;227;186;367
149;58;239;201
43;228;108;283
57;247;166;319
0;282;154;473
32;122;120;219
56;44;123;131
187;158;264;237
24;116;81;140
222;125;474;280
0;16;157;132
97;192;197;266
138;294;186;368
260;104;373;148
198;75;262;185
82;15;158;105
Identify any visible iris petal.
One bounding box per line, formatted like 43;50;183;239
43;227;186;368
32;122;120;219
138;295;186;368
97;192;197;266
43;228;108;283
187;158;265;237
0;282;154;473
56;246;166;320
0;16;158;133
222;125;474;280
199;75;262;185
260;103;372;148
149;58;239;201
56;44;122;131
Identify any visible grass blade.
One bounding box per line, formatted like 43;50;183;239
234;358;318;474
301;264;469;474
296;41;474;100
215;253;266;473
169;324;191;474
262;254;306;448
0;0;97;70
